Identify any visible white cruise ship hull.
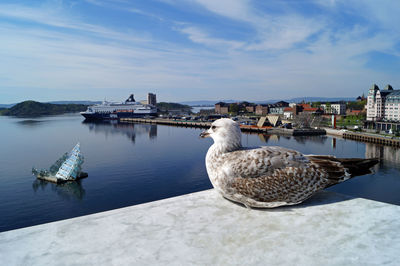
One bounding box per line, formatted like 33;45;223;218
81;111;157;120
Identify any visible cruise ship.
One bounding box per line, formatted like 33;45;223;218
80;94;158;120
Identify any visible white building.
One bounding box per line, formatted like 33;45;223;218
320;102;346;115
283;107;294;119
367;84;400;121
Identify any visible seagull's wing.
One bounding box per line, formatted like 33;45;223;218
220;146;309;179
219;146;348;206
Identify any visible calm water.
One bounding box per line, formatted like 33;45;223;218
1;113;399;232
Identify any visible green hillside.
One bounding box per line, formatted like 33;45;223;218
0;101;88;116
157;102;191;112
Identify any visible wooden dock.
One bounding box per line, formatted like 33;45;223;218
119;118;326;135
120;118;271;132
120;118;213;129
120;118;280;133
343;132;400;147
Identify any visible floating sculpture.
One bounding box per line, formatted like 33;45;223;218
32;143;87;183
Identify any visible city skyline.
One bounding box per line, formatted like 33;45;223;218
0;0;399;103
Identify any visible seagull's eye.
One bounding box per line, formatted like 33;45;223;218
211;125;216;130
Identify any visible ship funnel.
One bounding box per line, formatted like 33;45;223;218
126;94;135;102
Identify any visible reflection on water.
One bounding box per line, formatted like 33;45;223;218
257;133;400;163
257;134;328;145
32;179;86;201
258;134;272;143
293;135;328;145
365;142;400;163
82;120;157;143
16;119;47;127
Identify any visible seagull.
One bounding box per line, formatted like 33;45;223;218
200;118;379;208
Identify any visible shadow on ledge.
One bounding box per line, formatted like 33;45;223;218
223;190;354;212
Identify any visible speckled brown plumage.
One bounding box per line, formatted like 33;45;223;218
201;118;379;208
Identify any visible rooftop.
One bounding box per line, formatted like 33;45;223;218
1;189;399;265
303;107;319;112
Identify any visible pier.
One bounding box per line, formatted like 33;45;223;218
120;118;326;135
120;117;214;129
342;132;400;147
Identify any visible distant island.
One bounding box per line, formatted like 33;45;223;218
0;101;88;116
0;100;193;116
0;100;102;109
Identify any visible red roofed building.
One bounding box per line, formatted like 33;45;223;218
303;107;324;114
283;107;294;119
302;107;318;113
347;109;363;115
298;103;312;109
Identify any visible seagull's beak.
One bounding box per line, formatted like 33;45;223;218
200;130;210;138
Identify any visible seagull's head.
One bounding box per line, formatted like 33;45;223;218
200;118;242;151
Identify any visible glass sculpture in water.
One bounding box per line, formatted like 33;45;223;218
32;143;84;182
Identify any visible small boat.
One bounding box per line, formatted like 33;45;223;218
32;143;87;183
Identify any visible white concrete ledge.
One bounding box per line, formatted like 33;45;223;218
1;189;399;265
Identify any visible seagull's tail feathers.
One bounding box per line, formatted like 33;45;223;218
306;155;379;186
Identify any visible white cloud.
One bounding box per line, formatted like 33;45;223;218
192;0;252;22
175;0;325;52
179;26;244;49
245;15;324;51
0;3;152;44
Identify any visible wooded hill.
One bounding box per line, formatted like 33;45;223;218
156;102;192;112
0;101;88;116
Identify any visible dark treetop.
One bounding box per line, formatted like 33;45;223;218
0;101;88;116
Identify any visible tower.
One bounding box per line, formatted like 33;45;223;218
148;93;157;106
367;84;381;121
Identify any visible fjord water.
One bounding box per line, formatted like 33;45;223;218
1;114;399;232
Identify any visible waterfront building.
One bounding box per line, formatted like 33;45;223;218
283;107;294;119
302;107;322;114
255;104;269;115
269;101;289;115
148;93;157;106
283;104;323;119
245;105;255;113
215;102;229;114
295;103;321;114
319;102;346;115
266;115;281;127
367;84;400;122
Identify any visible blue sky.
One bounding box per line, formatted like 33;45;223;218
0;0;399;103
